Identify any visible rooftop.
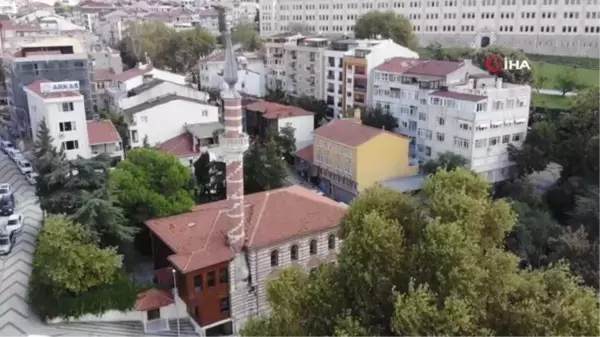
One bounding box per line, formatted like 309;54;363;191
123;94;210;120
295;144;313;162
21;37;85;54
87;120;122;145
157;133;196;158
375;57;463;76
146;185;347;273
134;288;174;311
314;119;408;147
25;80;81;99
112;66;153;82
93;68;115;82
245;101;313;119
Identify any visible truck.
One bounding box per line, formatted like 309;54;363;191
0;219;15;255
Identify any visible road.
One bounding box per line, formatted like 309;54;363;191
0;150;48;336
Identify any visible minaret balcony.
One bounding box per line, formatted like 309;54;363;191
219;133;249;153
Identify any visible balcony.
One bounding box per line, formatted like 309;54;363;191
327;73;335;80
273;53;283;58
327;87;334;93
354;85;367;93
291;53;297;60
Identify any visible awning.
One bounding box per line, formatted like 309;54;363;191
515;118;527;123
477;123;490;128
491;121;503;126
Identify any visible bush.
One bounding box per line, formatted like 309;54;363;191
29;270;139;320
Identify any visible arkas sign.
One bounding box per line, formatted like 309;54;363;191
40;81;80;93
485;55;531;74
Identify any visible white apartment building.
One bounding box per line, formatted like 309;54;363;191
371;58;531;182
25;80;92;160
258;0;600;57
263;32;303;91
199;52;266;97
123;94;219;148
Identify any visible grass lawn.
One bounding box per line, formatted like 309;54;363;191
534;61;600;89
532;93;572;110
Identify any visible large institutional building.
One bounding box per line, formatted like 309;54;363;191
258;0;600;57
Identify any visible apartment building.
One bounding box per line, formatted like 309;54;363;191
258;0;600;57
371;57;531;182
199;52;266;97
296;115;418;203
283;36;329;99
4;37;94;143
341;40;418;116
263;32;302;91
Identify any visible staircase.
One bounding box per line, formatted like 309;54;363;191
49;319;198;337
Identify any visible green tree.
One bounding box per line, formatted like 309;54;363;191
29;214;137;320
265;88;287;103
354;11;419;51
241;169;600;336
243;139;287;194
264;137;287;189
424;43;472;61
244;144;266;194
276;123;296;164
422;151;469;175
360;105;399;131
550;226;599;290
295;95;328;128
100;111;129;148
233;23;262;51
109;148;195;224
471;45;533;84
166;28;216;73
554;68;581;96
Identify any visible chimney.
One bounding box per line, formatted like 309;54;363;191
220;19;250;284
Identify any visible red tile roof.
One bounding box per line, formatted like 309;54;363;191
375;57;423;73
430;90;487;102
87;120;122;145
295;144;313;162
157;133;196;158
26;80;81;99
134;288;174;311
245;101;313;119
146;185;346;273
93;68;115;82
374;57;464;77
112;66;152;82
313;119;407;147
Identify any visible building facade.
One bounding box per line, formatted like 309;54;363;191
24;80;91;160
307;117;418;203
371;57;531;182
258;0;600;57
199;52;266;97
4;37;94;143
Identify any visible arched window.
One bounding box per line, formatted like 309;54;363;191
310;239;317;255
328;234;336;250
270;250;279;267
290;244;299;261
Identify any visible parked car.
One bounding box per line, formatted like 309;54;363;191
0;231;15;255
16;158;33;174
6;148;22;161
0;183;10;197
25;172;38;185
0;193;15;216
0;140;14;154
6;213;23;235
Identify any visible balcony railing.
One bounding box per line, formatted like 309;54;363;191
327;74;335;80
354;85;367;92
327;87;334;93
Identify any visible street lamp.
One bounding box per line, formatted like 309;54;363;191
172;268;181;337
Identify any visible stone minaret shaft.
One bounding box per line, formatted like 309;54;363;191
220;22;249;255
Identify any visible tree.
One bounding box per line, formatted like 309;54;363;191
100;110;129;148
360;105;398;131
424;43;472;61
265;88;287;103
254;10;260;24
194;152;226;203
166;28;216;73
243;139;287;194
233;23;262;51
241;169;600;336
263;137;287;189
295;95;329;128
554;68;581;96
29;214;137;320
471;45;533;84
533;66;548;92
276;123;296;164
550;227;599;290
244;144;266;194
109;148;195;224
354;11;419;51
422;151;469;175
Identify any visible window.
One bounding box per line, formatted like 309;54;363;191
62;102;74;112
489;136;500;146
418;112;427;121
59;121;75;132
131;130;139;143
438;117;445;125
194;275;202;292
270;250;279;266
290;244;299;260
459;122;471;130
207;271;215;287
512;133;523;142
201;110;208;117
141;116;148;123
475;139;487;148
425;146;432;156
328;234;336;250
219;267;228;284
220;297;230;313
436;132;445;142
502;135;510;143
61;140;79;151
310;239;317;255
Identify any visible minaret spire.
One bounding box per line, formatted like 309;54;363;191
219;18;250;284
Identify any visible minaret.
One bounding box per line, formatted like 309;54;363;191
219;21;250;284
